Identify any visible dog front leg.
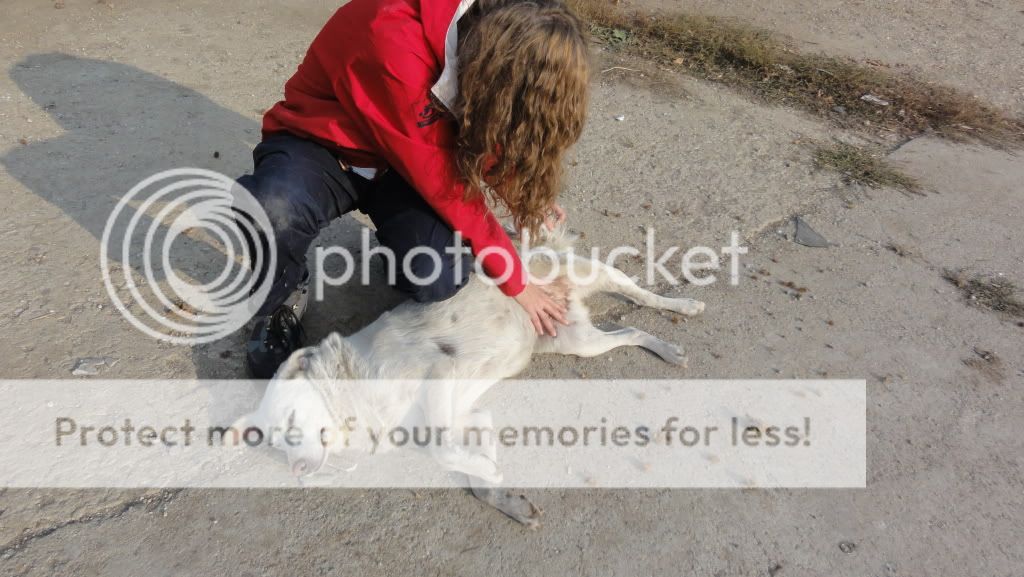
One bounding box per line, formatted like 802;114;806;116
470;483;543;530
460;410;543;529
423;378;502;484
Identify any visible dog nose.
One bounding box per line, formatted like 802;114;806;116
291;459;312;477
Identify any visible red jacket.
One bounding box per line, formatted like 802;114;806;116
263;0;526;296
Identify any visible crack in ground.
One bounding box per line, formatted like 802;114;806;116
0;489;182;560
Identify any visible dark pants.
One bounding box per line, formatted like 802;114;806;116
237;133;471;316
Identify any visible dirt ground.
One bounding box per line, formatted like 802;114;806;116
1;0;1021;575
663;0;1024;116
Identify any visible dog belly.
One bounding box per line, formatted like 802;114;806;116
352;277;537;380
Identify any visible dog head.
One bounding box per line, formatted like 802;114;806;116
233;333;355;477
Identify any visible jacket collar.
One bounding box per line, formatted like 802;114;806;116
423;0;478;111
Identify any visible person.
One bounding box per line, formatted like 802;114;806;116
237;0;590;378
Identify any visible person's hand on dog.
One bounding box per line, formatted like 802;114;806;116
544;203;567;231
514;281;569;337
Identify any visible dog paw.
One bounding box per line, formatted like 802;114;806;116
657;343;688;367
670;298;705;316
471;487;543;530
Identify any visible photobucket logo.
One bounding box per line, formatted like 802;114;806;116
313;228;748;299
100;168;275;345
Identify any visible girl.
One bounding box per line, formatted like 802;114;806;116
240;0;590;378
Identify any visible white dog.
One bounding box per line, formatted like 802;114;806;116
233;229;704;528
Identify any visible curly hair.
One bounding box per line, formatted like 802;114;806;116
454;0;590;233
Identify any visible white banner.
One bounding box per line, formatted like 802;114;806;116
0;379;865;488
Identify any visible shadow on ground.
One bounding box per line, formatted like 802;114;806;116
2;53;403;378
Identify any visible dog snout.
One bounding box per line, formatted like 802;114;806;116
291;458;313;477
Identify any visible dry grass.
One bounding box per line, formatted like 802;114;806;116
943;269;1024;320
962;347;1005;384
813;143;919;193
570;0;1024;146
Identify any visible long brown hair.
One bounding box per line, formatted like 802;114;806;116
454;0;590;233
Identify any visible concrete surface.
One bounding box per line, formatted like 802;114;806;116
0;0;1021;575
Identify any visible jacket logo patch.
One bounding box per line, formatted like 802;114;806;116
416;103;445;128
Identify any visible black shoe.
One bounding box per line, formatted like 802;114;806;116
246;305;306;379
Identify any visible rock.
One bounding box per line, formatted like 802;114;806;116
860;94;890;106
71;356;118;376
793;217;830;248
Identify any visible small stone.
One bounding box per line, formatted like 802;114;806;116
71;356;117;376
860;94;890;106
838;541;856;554
793;216;830;248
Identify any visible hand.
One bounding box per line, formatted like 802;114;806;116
544;203;567;231
513;282;569;337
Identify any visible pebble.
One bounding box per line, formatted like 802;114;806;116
860;94;890;106
71;356;118;376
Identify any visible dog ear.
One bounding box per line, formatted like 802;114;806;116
323;332;344;353
306;332;361;379
275;347;313;380
319;332;346;372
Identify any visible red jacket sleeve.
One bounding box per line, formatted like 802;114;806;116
331;50;527;296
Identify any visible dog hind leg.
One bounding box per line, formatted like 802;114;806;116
545;320;687;366
568;257;704;316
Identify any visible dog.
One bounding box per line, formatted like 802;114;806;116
232;228;705;528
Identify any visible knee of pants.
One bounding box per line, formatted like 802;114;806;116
237;173;323;239
400;253;471;303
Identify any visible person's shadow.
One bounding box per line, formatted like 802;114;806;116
3;53;402;378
